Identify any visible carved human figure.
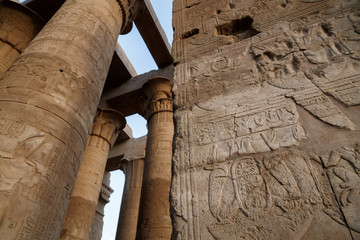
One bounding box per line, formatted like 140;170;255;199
0;0;134;238
60;109;125;240
206;152;325;240
136;78;174;239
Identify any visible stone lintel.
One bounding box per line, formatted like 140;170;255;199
134;0;173;68
100;64;173;116
115;124;133;144
106;135;147;171
104;43;137;89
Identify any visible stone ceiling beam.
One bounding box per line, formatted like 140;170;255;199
106;135;147;171
104;43;137;88
134;0;173;68
100;64;173;116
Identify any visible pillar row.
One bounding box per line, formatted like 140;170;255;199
136;78;174;239
61;109;125;240
0;1;44;76
116;158;145;240
0;0;135;238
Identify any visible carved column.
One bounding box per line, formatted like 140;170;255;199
60;109;125;240
0;0;134;238
136;78;173;239
0;1;44;76
89;170;113;240
116;158;144;240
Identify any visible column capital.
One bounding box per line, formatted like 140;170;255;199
119;157;145;171
116;0;139;34
142;77;173;120
90;108;126;148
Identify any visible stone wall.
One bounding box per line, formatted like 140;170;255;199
171;0;360;239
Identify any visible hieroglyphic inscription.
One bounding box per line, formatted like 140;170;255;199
172;0;351;62
174;16;360;130
0;0;127;238
0;2;44;76
199;150;349;239
186;85;306;167
172;0;360;239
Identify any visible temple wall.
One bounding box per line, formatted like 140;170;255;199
171;0;360;239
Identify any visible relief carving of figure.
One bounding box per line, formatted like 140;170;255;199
326;145;360;233
206;152;324;240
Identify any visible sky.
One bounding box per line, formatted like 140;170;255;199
102;1;173;240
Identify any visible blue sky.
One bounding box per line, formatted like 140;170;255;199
103;1;173;239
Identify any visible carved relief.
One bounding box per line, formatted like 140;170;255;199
251;18;360;130
172;0;360;239
198;150;348;239
172;0;357;62
184;84;307;167
174;15;360;130
324;144;360;234
0;0;133;238
0;1;44;76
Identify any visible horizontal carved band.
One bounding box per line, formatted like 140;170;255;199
145;98;173;119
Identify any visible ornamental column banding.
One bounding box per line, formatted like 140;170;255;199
0;0;133;238
0;1;44;76
136;78;174;239
116;158;144;240
60;109;125;240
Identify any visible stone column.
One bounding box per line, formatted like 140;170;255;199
60;109;125;240
0;1;44;76
0;0;134;238
116;158;145;240
136;78;174;239
90;170;114;240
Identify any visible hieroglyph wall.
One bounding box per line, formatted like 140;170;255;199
171;0;360;239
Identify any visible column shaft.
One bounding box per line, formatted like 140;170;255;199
61;110;125;240
116;158;144;240
0;1;44;76
0;0;131;238
136;78;174;239
89;171;113;240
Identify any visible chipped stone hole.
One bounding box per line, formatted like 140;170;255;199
280;0;291;8
216;16;259;37
181;28;199;39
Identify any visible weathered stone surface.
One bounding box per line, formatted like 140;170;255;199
89;171;114;240
137;78;174;239
116;158;144;240
60;109;125;240
171;0;360;239
0;0;133;238
0;1;44;76
323;144;360;239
